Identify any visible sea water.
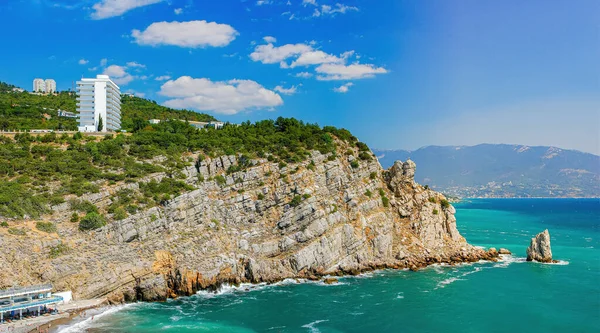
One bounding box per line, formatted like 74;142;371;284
56;199;600;332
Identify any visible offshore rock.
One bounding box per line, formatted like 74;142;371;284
498;248;511;255
526;229;553;263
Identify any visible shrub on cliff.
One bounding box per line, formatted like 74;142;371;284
79;212;107;231
70;199;98;214
381;196;390;208
214;175;227;186
289;195;302;207
440;199;450;209
36;221;57;233
113;207;128;220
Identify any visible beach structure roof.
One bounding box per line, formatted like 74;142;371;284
0;285;52;299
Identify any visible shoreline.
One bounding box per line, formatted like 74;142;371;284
35;248;502;331
15;299;108;333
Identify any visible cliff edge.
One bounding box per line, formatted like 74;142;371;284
0;143;497;302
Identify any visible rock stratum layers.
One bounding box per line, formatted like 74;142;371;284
0;143;498;302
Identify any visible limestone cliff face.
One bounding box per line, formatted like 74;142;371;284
0;144;495;301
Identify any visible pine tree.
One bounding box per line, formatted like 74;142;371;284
98;116;103;132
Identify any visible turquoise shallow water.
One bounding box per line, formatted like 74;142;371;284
57;199;600;333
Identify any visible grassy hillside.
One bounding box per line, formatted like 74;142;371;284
0;117;363;220
0;81;216;132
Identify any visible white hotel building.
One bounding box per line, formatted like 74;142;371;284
77;75;121;132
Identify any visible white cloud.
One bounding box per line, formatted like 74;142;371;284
91;0;163;20
103;65;135;85
250;42;312;64
155;75;172;81
100;58;108;67
174;8;182;15
78;59;89;65
274;85;298;95
103;65;127;77
159;76;284;115
321;3;358;15
316;63;388;80
126;61;146;68
88;66;98;71
333;82;353;93
295;72;313;78
312;9;321;17
256;0;272;5
263;36;277;44
303;0;317;6
290;50;344;67
132;20;238;48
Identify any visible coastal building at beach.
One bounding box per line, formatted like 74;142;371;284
0;284;62;323
77;74;121;132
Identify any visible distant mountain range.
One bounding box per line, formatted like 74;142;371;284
373;144;600;198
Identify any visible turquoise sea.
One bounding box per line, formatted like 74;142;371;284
57;199;600;333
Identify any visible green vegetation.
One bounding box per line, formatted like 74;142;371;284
0;181;47;218
150;214;158;221
79;212;107;231
214;175;227;186
49;243;70;259
365;189;373;197
350;160;359;169
1;221;8;227
113;207;128;220
428;197;437;203
440;199;450;209
257;193;265;200
0;90;78;131
382;196;390;208
1;82;364;221
35;221;57;233
119;95;216;132
358;152;372;161
8;227;26;235
379;188;390;207
302;193;311;200
432;209;439;215
369;172;377;180
289;195;302;207
0;86;216;132
70;212;80;223
70;200;98;214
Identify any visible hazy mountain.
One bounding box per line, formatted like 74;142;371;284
373;144;600;198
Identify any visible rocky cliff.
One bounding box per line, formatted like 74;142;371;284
0;142;497;302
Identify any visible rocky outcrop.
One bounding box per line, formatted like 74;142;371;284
526;229;553;262
498;248;511;255
0;143;499;301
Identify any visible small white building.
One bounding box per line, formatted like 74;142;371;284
149;119;161;124
76;75;121;132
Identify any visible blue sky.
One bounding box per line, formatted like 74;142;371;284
1;0;598;154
